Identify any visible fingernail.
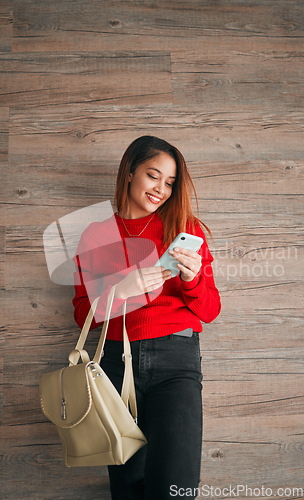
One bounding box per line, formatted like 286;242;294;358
174;247;179;252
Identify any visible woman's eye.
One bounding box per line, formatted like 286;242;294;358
147;174;173;187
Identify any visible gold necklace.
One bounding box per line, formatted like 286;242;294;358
116;211;155;236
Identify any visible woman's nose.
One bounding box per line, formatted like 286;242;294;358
154;180;165;195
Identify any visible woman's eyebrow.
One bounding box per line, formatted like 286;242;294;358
147;167;176;179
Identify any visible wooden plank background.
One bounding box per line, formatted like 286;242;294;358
1;1;304;499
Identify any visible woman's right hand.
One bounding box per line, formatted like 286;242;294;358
114;267;172;300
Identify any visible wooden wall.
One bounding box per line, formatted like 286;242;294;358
1;1;304;498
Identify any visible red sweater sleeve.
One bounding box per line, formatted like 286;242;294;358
178;221;221;323
72;223;127;330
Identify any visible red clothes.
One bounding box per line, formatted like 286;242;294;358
72;211;221;342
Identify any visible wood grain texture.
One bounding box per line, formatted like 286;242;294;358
172;48;304;112
0;1;12;52
12;0;304;53
0;51;171;107
0;226;5;290
0;107;9;162
2;0;304;498
8;104;304;163
0;107;8;291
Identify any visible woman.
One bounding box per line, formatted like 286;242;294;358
72;135;221;500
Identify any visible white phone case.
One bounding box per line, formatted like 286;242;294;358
154;232;204;277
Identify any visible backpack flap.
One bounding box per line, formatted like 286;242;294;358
40;363;92;428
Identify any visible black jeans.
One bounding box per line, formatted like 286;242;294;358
100;330;203;500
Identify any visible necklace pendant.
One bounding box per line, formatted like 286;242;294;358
116;212;155;237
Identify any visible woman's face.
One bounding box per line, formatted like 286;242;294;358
124;152;177;219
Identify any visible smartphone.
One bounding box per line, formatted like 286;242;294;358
154;232;204;277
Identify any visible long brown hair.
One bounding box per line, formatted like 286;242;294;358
114;136;212;247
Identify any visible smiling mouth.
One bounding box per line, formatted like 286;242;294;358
146;193;163;204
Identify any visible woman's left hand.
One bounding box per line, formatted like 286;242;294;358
168;247;202;282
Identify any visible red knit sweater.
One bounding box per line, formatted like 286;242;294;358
72;212;221;341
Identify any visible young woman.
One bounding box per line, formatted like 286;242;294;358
72;136;221;500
